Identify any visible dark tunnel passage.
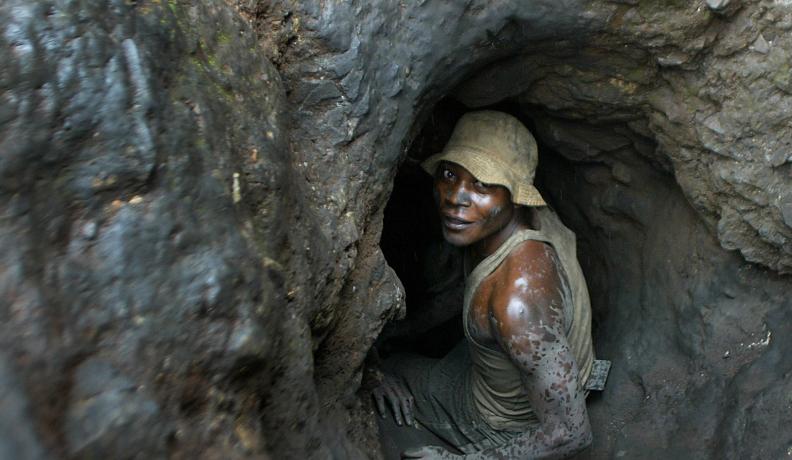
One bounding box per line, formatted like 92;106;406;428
371;84;736;455
372;96;631;460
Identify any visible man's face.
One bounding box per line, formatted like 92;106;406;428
433;161;514;247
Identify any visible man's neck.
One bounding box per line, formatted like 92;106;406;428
468;207;532;267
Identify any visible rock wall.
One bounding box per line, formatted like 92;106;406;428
537;149;792;459
1;0;791;459
1;0;295;457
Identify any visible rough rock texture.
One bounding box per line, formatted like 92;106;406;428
537;149;792;459
1;0;295;457
2;0;792;459
456;0;792;274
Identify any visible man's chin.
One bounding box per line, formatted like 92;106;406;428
441;229;472;247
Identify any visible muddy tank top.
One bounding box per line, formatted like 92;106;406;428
463;207;595;431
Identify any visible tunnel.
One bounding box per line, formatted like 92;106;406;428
371;42;792;457
378;72;665;363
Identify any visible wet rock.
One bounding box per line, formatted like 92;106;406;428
1;0;292;458
0;354;50;460
751;34;771;54
706;0;732;11
65;360;167;458
537;144;792;460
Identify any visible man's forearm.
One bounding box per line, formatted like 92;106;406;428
463;425;592;460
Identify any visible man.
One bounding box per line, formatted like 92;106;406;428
374;111;596;459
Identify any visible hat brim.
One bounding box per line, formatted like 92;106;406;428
421;148;546;207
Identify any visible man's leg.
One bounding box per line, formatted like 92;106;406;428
379;343;483;456
377;411;459;460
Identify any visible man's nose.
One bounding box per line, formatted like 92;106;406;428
447;184;471;207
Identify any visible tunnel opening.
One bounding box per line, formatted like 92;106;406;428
376;94;624;360
373;54;691;443
369;38;787;457
374;39;693;367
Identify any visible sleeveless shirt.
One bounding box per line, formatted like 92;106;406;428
463;207;595;431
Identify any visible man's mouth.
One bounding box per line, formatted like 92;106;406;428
441;214;474;231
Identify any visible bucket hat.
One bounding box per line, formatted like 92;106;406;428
421;110;546;207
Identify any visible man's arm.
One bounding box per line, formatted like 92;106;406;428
473;241;591;460
403;242;591;460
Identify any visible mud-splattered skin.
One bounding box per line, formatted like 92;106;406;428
462;240;592;460
376;162;591;459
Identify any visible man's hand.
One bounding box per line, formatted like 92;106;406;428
402;446;461;459
372;373;416;427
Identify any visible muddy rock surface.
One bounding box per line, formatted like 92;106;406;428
1;0;791;459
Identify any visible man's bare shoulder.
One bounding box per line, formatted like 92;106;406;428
503;238;559;275
490;239;564;337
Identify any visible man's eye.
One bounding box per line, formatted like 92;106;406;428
475;181;491;189
442;169;455;180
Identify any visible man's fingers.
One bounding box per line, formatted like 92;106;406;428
384;385;404;426
373;390;386;417
404;394;415;427
402;446;447;459
390;383;412;427
388;382;415;427
373;375;417;427
398;390;415;427
401;446;426;458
